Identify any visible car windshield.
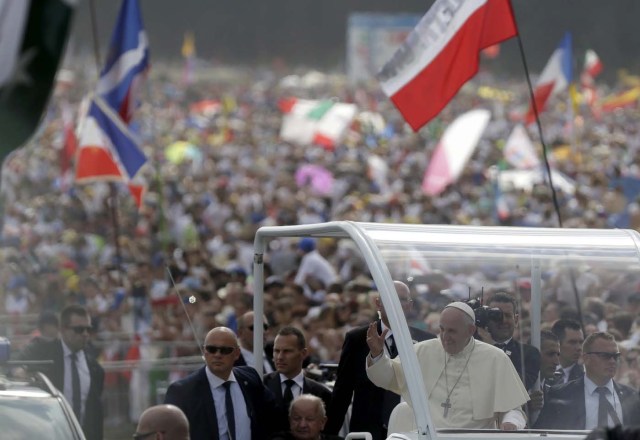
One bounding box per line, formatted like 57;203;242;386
0;394;78;440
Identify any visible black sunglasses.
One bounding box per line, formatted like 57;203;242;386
204;345;236;355
68;326;92;334
248;324;269;331
133;431;162;439
586;351;621;361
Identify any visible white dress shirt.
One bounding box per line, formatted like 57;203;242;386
279;371;304;398
206;368;251;440
61;341;90;423
584;377;623;430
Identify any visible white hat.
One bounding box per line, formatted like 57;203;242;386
444;301;476;322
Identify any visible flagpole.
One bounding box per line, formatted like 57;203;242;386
88;0;125;282
514;33;564;228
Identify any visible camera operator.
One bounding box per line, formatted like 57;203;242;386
474;292;541;390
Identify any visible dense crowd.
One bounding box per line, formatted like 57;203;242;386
2;60;640;430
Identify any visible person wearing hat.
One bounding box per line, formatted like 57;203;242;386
366;301;530;430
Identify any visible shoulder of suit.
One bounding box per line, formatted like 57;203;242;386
234;365;260;380
305;376;331;392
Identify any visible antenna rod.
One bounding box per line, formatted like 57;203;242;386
166;267;204;356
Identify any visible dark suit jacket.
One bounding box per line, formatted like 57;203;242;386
534;376;640;429
15;339;104;440
235;343;276;372
546;362;585;387
325;321;434;440
263;371;332;432
498;339;541;390
164;365;277;440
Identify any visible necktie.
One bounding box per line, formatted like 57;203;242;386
283;379;295;409
495;342;507;351
595;387;621;427
70;352;81;421
224;381;236;440
387;335;398;359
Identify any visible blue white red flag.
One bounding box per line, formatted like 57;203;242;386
75;96;146;182
95;0;149;123
524;32;572;125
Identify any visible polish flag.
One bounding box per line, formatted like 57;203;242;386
422;109;491;196
377;0;517;131
524;32;572;125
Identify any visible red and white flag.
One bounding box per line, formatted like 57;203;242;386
580;49;603;118
524;32;572;125
377;0;517;131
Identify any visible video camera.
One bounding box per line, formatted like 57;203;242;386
465;297;503;328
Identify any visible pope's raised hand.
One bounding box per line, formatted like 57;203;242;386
366;321;387;358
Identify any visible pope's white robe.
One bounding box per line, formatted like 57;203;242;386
367;337;529;429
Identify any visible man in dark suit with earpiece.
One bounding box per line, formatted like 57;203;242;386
535;332;640;430
325;281;434;440
165;326;277;440
263;326;332;433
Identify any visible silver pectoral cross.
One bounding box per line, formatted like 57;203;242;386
441;398;451;418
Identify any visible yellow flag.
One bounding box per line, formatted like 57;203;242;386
182;31;196;58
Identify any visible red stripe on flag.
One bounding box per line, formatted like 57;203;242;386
75;146;123;180
524;82;554;125
390;0;517;130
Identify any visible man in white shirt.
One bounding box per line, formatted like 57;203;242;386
366;302;530;430
235;311;275;373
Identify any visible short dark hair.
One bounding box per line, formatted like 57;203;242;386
60;305;89;328
488;291;518;313
541;329;559;344
38;311;59;330
551;319;582;342
277;326;306;350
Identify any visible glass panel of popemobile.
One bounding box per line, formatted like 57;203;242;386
253;222;640;440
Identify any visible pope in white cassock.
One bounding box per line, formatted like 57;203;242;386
366;301;530;430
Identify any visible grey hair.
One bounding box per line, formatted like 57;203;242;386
288;394;326;418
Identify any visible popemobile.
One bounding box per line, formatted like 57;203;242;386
250;222;640;440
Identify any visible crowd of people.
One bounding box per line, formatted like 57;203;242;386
3;60;640;438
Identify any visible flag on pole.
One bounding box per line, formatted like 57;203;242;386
0;0;75;162
422;109;491;196
580;49;603;118
377;0;517;131
75;96;147;182
76;0;149;206
181;31;196;85
524;32;572;125
95;0;149;123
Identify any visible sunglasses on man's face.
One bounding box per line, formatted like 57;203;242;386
204;345;236;355
248;324;269;331
68;326;92;334
586;351;621;361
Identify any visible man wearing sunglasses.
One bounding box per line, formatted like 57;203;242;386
535;332;640;429
164;326;277;440
235;311;275;374
14;304;104;440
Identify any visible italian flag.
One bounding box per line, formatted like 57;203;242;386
279;98;357;150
